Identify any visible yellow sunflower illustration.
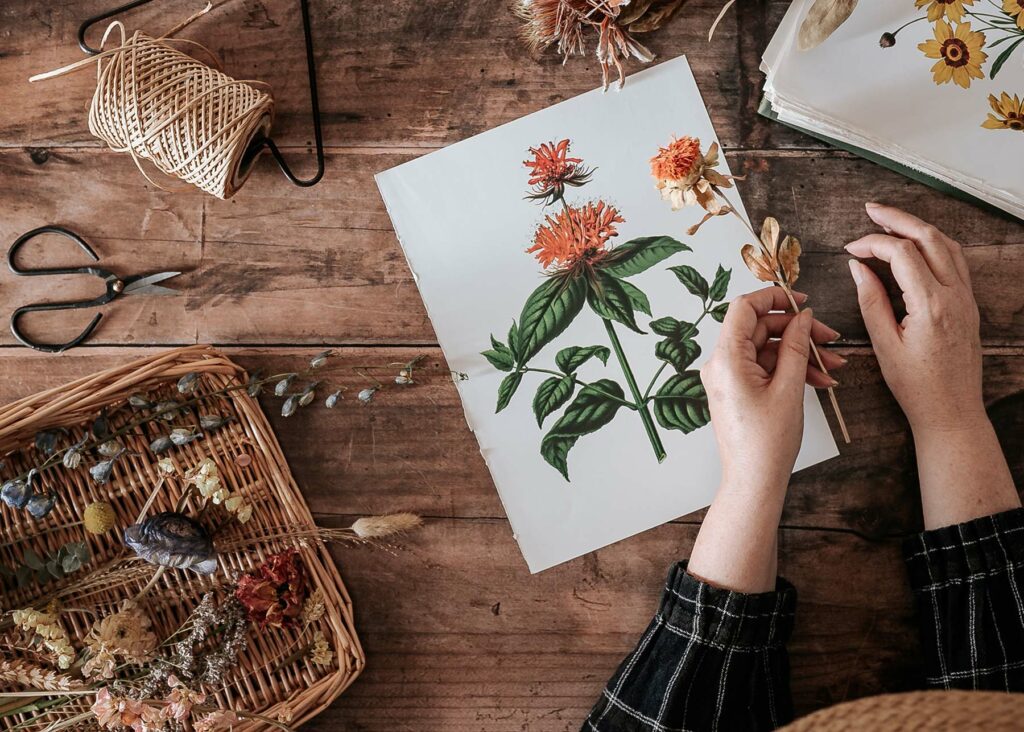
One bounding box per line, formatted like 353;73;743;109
916;0;975;22
918;21;987;88
1004;0;1024;29
982;92;1024;131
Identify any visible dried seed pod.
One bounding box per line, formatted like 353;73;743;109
274;374;297;397
199;414;230;430
155;401;182;421
177;372;200;394
128;393;152;408
170;428;201;446
298;382;319;407
394;375;411;385
246;369;265;397
325;390;343;409
89;458;119;485
34;430;63;456
26;492;57;519
149;436;174;455
97;440;123;458
92;414;111;441
357;387;378;404
309;350;333;369
1;479;29;509
62;435;90;470
281;396;299;418
123;512;217;574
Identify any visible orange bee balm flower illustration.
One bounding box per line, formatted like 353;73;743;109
918;21;987;89
524;139;594;205
527;201;623;270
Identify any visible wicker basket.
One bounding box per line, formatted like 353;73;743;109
0;345;365;730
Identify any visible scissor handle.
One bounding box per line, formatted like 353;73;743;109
8;225;116;279
10;306;104;354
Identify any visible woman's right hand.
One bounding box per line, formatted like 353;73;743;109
845;203;987;435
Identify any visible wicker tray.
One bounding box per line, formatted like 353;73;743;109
0;345;364;729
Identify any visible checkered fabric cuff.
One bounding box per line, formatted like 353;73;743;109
661;561;798;649
904;508;1024;590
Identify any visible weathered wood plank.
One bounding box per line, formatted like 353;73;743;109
0;347;1019;539
0;149;1019;347
0;0;755;150
319;517;920;729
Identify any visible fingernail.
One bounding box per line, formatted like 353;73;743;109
835;354;848;365
865;201;881;209
848;259;864;285
827;377;839;387
827;327;842;342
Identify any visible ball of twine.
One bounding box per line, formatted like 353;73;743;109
34;20;275;199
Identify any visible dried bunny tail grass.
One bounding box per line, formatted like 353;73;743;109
350;513;423;539
0;657;84;691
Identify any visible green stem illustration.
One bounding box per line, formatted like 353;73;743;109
602;318;666;462
641;307;711;402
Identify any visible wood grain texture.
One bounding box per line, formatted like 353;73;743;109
0;0;1021;728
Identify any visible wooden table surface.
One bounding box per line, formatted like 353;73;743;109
1;1;1022;729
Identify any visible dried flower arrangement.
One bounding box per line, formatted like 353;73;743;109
483;138;731;479
513;0;686;89
0;347;425;731
649;135;851;443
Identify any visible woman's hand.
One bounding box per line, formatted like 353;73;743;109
846;203;985;434
846;202;1018;529
688;286;844;593
701;287;844;494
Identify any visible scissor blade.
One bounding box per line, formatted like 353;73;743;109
123;271;182;296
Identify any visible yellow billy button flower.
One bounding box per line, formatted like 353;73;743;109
83;501;117;534
915;0;975;22
1004;0;1024;30
918;21;987;89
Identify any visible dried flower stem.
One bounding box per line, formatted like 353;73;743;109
715;188;850;444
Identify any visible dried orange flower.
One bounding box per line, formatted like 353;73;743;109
741;217;801;286
526;201;624;270
650;137;737;232
524;139;593;205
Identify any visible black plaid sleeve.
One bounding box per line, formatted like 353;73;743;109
904;507;1024;691
582;561;796;732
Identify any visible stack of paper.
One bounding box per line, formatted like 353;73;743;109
763;1;1024;220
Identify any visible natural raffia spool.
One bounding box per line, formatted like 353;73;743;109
31;21;274;200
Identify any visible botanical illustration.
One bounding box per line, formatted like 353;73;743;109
877;0;1024;131
482;139;731;480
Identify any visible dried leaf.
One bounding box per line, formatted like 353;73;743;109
778;235;801;285
741;244;777;283
618;0;656;25
760;217;781;256
798;0;857;51
629;0;686;33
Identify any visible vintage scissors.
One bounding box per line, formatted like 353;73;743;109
8;225;182;353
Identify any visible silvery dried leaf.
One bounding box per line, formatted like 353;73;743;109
798;0;857;51
177;372;200;394
128;393;152;408
309;350;333;369
325;390;343;409
274;374;297;397
1;479;29;509
97;440;123;458
281;396;299;418
90;457;120;484
170;428;201;446
123;512;216;574
150;436;174;454
155;401;182;421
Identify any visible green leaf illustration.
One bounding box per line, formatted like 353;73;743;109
516;277;587;363
652;372;710;433
655;336;701;373
533;376;575;427
991;37;1024;80
669;265;709;301
496;372;523;413
540;379;626;480
708;265;732;302
556;345;611;374
508;321;521;362
482;335;515;372
649;316;696;338
602;236;690;278
587;272;644;333
710;302;730;323
619;279;652;315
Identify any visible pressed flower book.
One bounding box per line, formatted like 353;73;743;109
376;56;839;572
763;0;1024;220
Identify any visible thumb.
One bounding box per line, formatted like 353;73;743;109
848;259;900;350
774;308;813;392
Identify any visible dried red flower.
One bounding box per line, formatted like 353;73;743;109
234;548;308;629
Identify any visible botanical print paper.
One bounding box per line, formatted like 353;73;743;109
763;0;1024;219
376;56;839;573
